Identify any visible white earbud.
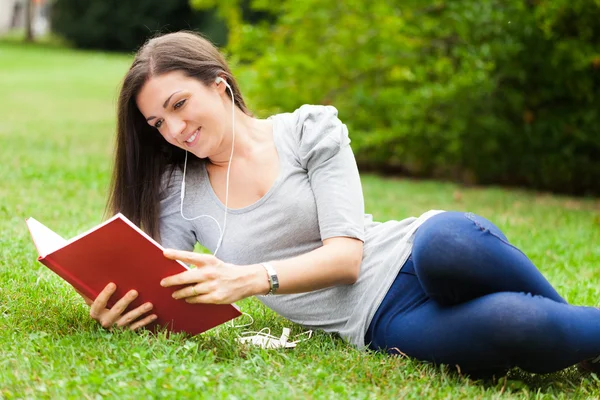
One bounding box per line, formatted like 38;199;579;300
215;76;231;89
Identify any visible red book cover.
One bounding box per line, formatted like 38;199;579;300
26;213;241;335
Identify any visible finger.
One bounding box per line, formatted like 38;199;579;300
97;290;137;328
163;249;219;266
89;283;116;319
129;314;158;331
105;289;139;322
172;281;215;300
185;293;228;305
115;302;153;328
160;267;215;288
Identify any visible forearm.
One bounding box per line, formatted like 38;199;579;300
246;237;364;296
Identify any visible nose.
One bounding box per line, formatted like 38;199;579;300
165;117;186;142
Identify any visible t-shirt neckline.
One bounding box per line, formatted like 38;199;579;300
200;115;285;214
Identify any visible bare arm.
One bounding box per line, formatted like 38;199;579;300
258;236;363;294
161;236;363;303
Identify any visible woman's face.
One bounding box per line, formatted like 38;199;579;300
136;70;230;159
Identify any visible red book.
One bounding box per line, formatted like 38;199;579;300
25;213;241;335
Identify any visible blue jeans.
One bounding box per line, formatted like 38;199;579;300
365;211;600;374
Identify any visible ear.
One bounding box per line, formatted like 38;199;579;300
214;76;228;93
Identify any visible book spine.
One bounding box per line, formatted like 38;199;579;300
39;256;97;301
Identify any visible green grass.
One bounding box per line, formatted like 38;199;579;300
1;39;600;399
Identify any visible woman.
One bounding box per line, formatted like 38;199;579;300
84;31;600;376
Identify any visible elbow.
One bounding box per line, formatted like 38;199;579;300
324;237;363;285
344;248;363;285
345;268;359;285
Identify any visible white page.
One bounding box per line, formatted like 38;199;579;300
26;217;67;258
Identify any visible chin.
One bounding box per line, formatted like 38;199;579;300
190;149;208;159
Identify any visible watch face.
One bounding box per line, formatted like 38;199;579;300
261;262;278;294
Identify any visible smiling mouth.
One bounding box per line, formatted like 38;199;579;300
184;128;201;146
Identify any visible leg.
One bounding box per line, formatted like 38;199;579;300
412;211;566;305
367;262;600;374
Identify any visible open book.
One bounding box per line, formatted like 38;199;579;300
26;213;241;335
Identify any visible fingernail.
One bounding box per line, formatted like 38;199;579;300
151;315;157;320
172;293;178;299
130;290;138;297
160;280;166;287
108;283;116;290
145;303;153;310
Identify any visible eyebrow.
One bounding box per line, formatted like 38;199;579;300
146;90;183;122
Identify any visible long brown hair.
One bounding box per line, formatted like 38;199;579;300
107;31;251;240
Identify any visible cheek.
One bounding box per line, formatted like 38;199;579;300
202;112;224;133
190;98;222;127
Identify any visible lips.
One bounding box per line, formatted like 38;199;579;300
184;128;201;147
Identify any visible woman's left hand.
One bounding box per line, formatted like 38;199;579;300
160;249;267;304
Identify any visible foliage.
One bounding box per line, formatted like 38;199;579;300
192;0;600;195
51;0;228;52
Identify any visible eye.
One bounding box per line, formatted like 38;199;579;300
154;119;163;129
174;99;186;110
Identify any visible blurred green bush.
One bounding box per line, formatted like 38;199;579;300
195;0;600;195
51;0;227;51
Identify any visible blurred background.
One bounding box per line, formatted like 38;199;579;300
2;0;599;197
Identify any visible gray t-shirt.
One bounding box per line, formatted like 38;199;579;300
158;105;443;348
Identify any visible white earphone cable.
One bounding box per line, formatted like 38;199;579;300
216;81;235;255
180;77;235;257
180;151;223;240
177;80;313;345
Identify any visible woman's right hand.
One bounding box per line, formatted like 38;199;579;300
78;283;157;330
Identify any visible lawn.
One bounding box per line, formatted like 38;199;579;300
1;40;600;399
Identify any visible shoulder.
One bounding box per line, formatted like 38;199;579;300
273;105;346;138
273;104;350;166
293;104;347;141
293;104;341;124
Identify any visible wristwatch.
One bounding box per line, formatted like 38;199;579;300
261;262;279;296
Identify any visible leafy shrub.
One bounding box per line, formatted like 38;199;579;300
194;0;600;195
51;0;227;52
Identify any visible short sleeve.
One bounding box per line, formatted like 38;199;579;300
158;167;198;251
295;105;365;242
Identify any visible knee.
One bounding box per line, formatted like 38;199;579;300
412;212;475;277
483;293;564;351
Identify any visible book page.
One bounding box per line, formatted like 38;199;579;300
26;217;67;258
